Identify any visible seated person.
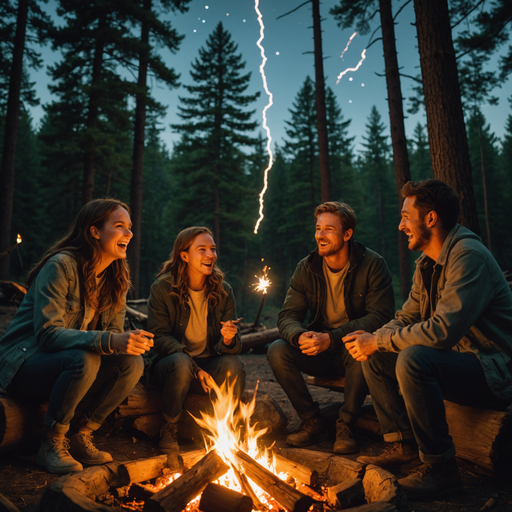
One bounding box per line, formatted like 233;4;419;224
268;202;395;453
0;199;152;474
147;226;245;453
344;180;512;499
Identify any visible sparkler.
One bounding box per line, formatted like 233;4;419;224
253;0;274;234
252;263;271;327
0;234;22;261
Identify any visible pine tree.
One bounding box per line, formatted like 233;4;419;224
409;123;432;181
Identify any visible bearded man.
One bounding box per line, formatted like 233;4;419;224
268;201;395;454
344;180;512;499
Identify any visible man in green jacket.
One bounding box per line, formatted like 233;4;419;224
344;180;512;499
268;202;395;453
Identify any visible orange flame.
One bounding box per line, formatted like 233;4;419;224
16;234;22;244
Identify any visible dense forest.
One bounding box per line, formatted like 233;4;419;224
0;0;511;325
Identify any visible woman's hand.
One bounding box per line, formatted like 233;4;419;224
220;318;242;345
197;369;215;393
111;330;154;355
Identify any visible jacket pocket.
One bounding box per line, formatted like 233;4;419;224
65;295;83;313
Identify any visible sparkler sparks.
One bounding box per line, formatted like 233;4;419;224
16;234;22;244
253;0;274;234
252;264;271;295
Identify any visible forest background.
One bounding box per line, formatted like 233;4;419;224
1;0;511;325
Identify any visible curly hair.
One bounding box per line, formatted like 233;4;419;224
26;199;131;314
157;227;226;307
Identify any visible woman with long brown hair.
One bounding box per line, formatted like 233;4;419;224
147;226;245;453
0;199;153;474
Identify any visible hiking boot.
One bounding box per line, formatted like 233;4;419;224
333;419;358;454
286;417;328;447
398;459;462;500
69;431;113;465
357;440;421;468
160;422;180;453
36;437;83;474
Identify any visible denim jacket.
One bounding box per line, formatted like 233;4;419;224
146;274;242;375
0;252;125;390
278;239;395;351
375;225;512;401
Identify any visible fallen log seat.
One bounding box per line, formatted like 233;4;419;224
304;375;512;475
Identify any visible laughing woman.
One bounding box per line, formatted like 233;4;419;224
147;226;245;453
0;199;153;474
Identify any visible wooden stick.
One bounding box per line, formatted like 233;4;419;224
199;483;253;512
274;453;318;487
232;465;268;511
234;450;315;512
145;450;229;512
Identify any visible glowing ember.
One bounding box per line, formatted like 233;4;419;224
253;0;274;235
16;234;22;244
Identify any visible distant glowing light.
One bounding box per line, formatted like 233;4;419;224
226;13;229;16
336;49;367;84
202;19;206;23
205;5;209;9
349;77;353;81
361;83;365;87
276;51;279;55
340;31;357;59
349;100;352;103
193;29;197;32
253;0;274;235
243;19;246;22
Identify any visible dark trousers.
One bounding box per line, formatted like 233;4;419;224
267;338;369;423
8;349;144;434
362;346;500;463
153;353;246;422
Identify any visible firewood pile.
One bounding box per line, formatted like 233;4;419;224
39;447;404;512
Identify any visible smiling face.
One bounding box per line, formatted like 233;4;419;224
399;196;432;252
181;232;217;287
315;212;353;259
91;206;133;269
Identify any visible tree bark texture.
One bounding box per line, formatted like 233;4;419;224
128;0;151;299
0;0;29;280
379;0;411;302
312;0;331;202
413;0;479;233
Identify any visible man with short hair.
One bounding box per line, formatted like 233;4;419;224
268;202;395;453
344;180;512;499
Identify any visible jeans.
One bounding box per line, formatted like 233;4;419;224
267;339;368;424
153;353;246;422
8;349;143;434
362;346;499;463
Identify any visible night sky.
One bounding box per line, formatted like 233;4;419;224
31;0;511;155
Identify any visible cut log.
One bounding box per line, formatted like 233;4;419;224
326;478;366;509
145;450;229;512
115;382;162;418
234;449;315;512
117;455;172;487
362;465;403;508
199;483;253;512
0;493;21;512
132;413;166;438
180;449;207;470
232;465;267;511
242;391;288;439
241;327;280;353
0;396;47;452
273;453;318;487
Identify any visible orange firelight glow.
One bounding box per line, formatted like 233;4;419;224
16;234;22;244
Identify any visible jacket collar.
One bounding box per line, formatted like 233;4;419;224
307;238;365;275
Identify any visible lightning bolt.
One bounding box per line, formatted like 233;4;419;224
336;49;367;84
340;31;357;60
253;0;274;235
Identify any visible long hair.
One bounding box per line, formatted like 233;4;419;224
26;199;131;314
157;227;226;307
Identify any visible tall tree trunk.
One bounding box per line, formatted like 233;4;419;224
413;0;479;233
128;0;151;299
0;0;29;280
477;120;491;251
82;14;107;205
379;0;411;301
311;0;331;203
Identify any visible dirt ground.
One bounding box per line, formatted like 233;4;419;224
1;307;512;512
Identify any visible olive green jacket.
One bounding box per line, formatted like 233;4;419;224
146;274;242;375
375;225;512;401
0;252;125;390
278;239;395;350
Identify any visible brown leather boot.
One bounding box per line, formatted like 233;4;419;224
333;419;358;454
357;440;420;468
398;459;462;500
286;417;328;447
159;422;180;453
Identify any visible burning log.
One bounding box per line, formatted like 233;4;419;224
199;483;253;512
273;453;318;487
145;450;229;512
326;478;366;509
234;449;315;512
179;449;208;470
232;466;267;511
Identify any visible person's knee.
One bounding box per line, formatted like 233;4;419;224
267;339;290;368
122;354;144;381
396;346;432;383
75;350;101;376
159;352;195;379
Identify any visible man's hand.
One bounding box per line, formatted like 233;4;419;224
343;330;378;361
220;318;242;345
298;331;331;356
197;369;215;393
111;330;154;355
